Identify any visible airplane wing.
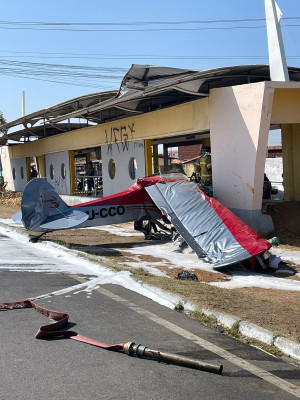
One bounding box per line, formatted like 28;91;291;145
146;180;271;267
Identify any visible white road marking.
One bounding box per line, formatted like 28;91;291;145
93;283;300;398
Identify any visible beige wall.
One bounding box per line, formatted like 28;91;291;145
271;89;300;124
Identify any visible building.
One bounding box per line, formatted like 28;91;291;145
1;64;300;234
268;146;282;158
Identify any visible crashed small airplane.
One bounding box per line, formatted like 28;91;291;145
13;176;271;268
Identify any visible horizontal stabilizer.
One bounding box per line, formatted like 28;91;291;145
11;211;23;224
40;209;89;230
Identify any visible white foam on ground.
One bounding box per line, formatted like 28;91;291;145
0;225;185;308
0;211;299;295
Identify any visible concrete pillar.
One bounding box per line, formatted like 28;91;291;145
209;82;275;233
144;139;152;176
163;144;169;171
36;155;46;178
282;124;300;201
153;144;159;173
26;157;31;182
69;150;76;194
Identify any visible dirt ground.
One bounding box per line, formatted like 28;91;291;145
264;201;300;246
0;202;299;344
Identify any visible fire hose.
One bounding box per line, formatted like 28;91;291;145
0;297;223;375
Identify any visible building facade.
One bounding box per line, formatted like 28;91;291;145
1;65;300;233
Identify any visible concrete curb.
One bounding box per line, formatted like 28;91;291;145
199;306;300;362
0;219;299;363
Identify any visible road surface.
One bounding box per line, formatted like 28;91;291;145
0;228;299;400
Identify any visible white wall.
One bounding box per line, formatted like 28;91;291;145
0;146;13;190
9;157;28;191
102;140;146;196
209;82;275;232
45;151;70;194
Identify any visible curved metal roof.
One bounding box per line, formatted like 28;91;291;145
1;64;300;145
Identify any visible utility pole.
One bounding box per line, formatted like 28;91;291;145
264;0;289;81
22;91;26;116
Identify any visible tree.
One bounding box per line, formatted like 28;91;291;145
0;111;7;134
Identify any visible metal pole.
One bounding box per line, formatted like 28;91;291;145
124;342;223;375
22;91;26;116
264;0;289;81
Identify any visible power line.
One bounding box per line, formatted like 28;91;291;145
0;70;115;88
0;24;299;32
0;25;269;32
1;51;300;61
0;18;268;25
0;59;126;88
0;59;127;73
0;17;298;25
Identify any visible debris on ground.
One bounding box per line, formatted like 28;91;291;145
213;322;224;334
268;236;281;246
172;235;188;253
176;271;198;281
134;219;173;240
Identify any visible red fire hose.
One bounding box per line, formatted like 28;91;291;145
0;297;223;375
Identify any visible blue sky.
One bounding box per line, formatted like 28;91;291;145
0;0;299;145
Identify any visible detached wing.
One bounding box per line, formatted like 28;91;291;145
146;181;271;267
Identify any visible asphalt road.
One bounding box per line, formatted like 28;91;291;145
0;230;300;400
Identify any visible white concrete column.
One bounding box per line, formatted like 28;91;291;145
0;146;14;190
209;82;275;233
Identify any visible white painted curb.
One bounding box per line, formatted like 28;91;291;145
239;321;274;345
274;336;300;362
203;308;300;362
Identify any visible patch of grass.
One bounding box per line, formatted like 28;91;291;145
189;310;285;358
131;267;151;278
189;310;218;329
244;338;284;359
224;321;242;340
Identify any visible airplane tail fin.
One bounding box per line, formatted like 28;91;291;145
20;178;88;232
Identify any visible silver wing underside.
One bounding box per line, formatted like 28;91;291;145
146;181;250;267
